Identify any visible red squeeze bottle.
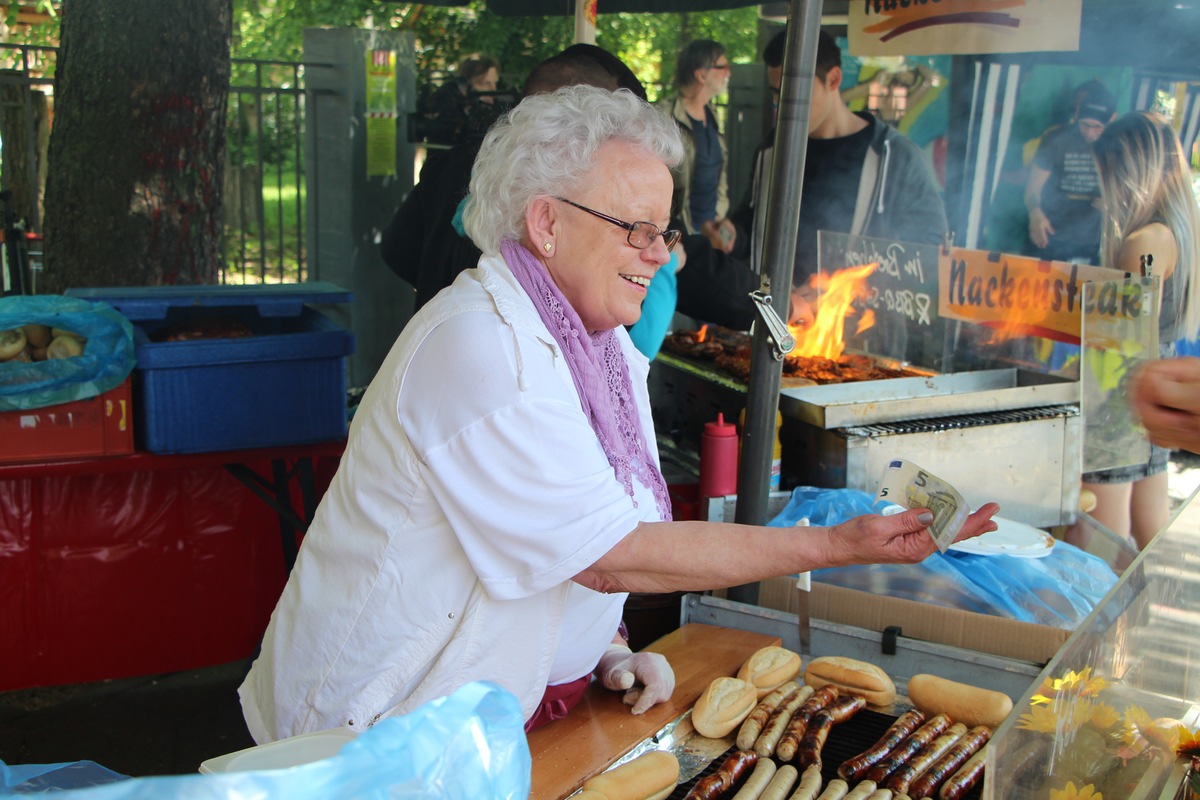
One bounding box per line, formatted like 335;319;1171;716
699;412;739;499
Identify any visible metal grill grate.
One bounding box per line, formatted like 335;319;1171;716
845;403;1078;437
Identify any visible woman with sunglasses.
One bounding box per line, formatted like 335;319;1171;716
667;39;738;253
240;86;999;742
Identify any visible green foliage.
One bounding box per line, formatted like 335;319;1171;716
2;1;61;54
229;0;762;99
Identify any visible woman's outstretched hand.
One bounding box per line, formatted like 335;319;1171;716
823;503;1001;567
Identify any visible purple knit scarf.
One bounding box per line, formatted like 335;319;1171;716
502;239;672;521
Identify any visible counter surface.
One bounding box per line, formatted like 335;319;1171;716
527;622;780;800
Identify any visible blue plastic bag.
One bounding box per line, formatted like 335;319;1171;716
0;295;136;412
767;486;884;527
0;682;530;798
767;486;1117;628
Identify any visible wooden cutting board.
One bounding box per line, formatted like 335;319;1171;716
527;622;782;800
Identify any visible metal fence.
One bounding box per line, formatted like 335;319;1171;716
0;43;311;286
224;58;307;285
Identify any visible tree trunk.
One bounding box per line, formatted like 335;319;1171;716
0;78;49;231
42;0;232;291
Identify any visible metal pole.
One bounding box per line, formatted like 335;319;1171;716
727;0;823;606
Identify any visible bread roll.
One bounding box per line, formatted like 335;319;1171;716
804;656;896;707
691;676;758;738
906;673;1013;729
581;750;679;800
737;646;802;698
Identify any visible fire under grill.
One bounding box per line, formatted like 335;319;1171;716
650;346;1082;528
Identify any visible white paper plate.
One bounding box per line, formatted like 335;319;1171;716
948;516;1056;558
199;727;357;774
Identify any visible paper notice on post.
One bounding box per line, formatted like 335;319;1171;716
875;459;969;552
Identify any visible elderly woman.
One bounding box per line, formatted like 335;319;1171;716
239;86;999;742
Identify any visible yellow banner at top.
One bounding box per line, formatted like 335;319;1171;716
937;248;1134;344
849;0;1082;57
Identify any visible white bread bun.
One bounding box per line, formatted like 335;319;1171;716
581;750;680;800
804;656;896;706
736;646;802;698
691;676;758;739
906;673;1013;729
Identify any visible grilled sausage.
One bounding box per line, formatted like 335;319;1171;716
738;681;804;750
732;758;778;800
776;685;840;761
757;764;799;800
844;782;878;800
862;714;952;783
907;726;990;800
884;723;967;794
684;749;759;800
754;685;815;757
937;748;987;800
824;694;867;723
787;764;823;800
815;779;851;800
839;710;926;781
794;710;836;771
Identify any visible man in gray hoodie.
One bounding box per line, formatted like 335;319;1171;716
731;31;948;291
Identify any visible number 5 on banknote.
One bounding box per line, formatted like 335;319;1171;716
875;459;969;551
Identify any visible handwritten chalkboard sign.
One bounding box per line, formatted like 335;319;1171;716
818;231;947;371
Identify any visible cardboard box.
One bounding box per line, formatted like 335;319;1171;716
0;377;134;464
66;285;353;454
755;576;1070;665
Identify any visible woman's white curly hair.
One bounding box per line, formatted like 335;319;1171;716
463;85;684;256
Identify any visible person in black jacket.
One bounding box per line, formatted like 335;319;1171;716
730;31;948;293
382;46;759;331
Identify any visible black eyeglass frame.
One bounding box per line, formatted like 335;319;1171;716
553;196;682;251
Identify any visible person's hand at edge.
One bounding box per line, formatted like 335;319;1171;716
1131;357;1200;454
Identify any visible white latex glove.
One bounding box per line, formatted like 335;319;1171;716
595;644;676;715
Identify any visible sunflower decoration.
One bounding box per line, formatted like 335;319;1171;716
1177;727;1200;758
1032;667;1110;705
1016;699;1091;735
1089;702;1121;732
1049;780;1103;800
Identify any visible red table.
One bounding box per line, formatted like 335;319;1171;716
0;441;344;691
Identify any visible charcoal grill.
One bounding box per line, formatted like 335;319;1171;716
650;353;1081;527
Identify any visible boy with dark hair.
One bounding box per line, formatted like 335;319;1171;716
731;30;948;295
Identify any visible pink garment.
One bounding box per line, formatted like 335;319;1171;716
524;673;592;732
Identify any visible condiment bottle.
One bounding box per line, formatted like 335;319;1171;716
699;412;738;499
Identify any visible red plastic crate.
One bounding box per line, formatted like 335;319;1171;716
0;378;134;465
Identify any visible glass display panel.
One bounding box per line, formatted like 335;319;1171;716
984;484;1200;800
817;230;946;371
1081;275;1159;473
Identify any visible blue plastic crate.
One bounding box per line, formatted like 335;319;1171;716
66;285;354;454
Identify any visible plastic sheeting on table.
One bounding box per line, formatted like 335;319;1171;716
0;682;530;799
768;487;1118;628
0;451;340;691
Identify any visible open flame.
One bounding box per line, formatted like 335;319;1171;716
788;262;879;360
695;323;709;343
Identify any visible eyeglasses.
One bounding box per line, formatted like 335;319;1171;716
553;197;682;250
